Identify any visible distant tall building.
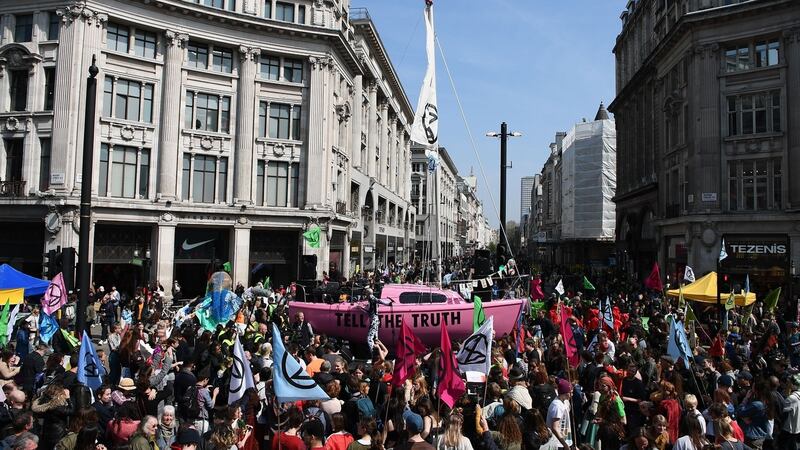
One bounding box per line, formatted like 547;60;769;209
520;176;536;223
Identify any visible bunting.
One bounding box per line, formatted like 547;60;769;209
272;324;329;402
436;321;465;408
456;316;493;375
392;318;427;387
229;335;256;404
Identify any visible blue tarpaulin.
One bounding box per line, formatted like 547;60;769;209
0;264;50;297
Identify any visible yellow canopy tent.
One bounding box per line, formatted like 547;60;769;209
0;288;24;305
666;271;756;306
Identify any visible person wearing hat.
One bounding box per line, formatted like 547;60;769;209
396;410;433;450
506;367;532;411
546;378;574;450
175;428;202;450
781;374;800;448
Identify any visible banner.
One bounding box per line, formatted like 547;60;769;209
42;273;67;316
555;279;565;296
272;324;329;402
229;336;256;404
392;318;427;387
77;331;106;390
473;295;485;332
667;319;692;366
436;321;465;408
456;316;493;374
39;312;59;344
410;1;438;147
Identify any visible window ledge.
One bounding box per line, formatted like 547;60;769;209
182;129;233;139
184;65;238;80
256;137;303;145
103;49;163;66
720;63;785;77
723;132;783;143
256;77;306;88
100;116;156;129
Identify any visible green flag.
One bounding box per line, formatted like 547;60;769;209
0;301;9;347
303;225;321;248
61;329;79;349
263;276;271;289
641;317;650;332
685;304;697;322
724;292;736;311
582;276;596;291
529;300;546;315
764;287;782;313
222;261;232;273
473;295;486;332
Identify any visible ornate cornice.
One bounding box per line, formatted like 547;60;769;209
309;55;334;70
164;30;189;48
56;1;106;27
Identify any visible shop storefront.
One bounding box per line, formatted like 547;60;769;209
0;222;45;277
665;236;688;286
329;230;346;281
720;234;790;303
388;236;396;265
350;231;361;275
93;224;153;298
249;230;299;289
173;227;229;298
375;234;386;269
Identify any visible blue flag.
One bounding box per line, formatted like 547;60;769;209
667;319;693;366
77;331;106;390
271;324;329;403
39;312;59;344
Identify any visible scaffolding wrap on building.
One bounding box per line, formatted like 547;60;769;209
560;119;617;240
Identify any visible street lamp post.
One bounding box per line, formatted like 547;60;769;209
487;123;521;263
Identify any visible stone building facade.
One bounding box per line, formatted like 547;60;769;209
0;0;413;297
610;0;799;295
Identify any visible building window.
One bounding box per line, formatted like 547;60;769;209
275;2;295;22
192;155;216;203
268;103;290;139
182;154;191;199
201;0;234;10
725;39;780;72
256;160;265;205
266;161;297;207
103;76;155;123
264;1;272;18
218;157;228;203
727;91;781;136
260;56;280;80
187;42;233;73
14;14;33;42
97;144;150;199
47;12;60;41
106;23;130;53
44;68;55;111
9;70;28;112
39;138;51;192
291;105;302;140
187;42;209;69
283;58;304;83
728;158;781;211
298;5;306;24
211;47;233;73
185;91;231;133
134;29;157;59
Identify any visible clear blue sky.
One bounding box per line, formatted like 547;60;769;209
354;0;624;227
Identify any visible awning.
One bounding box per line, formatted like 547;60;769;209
666;271;756;306
0;264;50;297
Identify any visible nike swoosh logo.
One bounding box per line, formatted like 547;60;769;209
181;239;215;251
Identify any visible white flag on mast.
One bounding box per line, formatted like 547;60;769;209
410;0;438;147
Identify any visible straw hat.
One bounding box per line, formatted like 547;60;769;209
118;378;136;391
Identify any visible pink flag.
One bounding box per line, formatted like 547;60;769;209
42;272;67;316
644;262;663;291
392;317;427;387
437;321;466;408
530;277;545;300
560;307;580;368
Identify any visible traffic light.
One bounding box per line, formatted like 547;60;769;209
44;249;57;277
61;247;75;292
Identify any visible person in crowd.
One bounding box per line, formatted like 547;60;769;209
129;415;159;450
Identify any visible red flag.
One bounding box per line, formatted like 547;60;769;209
392;317;426;387
560;307;580;368
530;277;545;300
436;322;465;408
644;262;663;291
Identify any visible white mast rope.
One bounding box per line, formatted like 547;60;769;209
435;35;525;295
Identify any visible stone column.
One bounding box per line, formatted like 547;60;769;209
306;55;331;207
157;30;188;200
379;100;389;185
366;81;377;179
784;27;800;208
232;223;251;287
351;75;363;169
234;46;258;204
155;220;176;295
0;15;12;45
692;43;721;212
389;114;397;192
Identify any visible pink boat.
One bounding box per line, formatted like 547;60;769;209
288;284;525;348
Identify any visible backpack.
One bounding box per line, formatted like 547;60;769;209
179;385;202;420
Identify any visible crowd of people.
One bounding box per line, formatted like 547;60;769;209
0;262;799;450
